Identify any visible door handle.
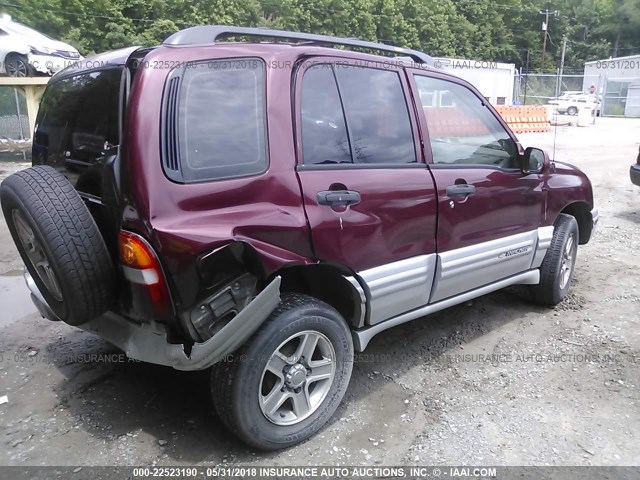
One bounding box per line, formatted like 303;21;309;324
446;184;476;197
317;190;361;207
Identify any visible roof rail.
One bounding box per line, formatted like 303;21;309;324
163;25;433;66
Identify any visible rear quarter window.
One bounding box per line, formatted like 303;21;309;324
167;58;268;183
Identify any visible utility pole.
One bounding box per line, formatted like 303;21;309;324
540;9;558;58
13;88;24;140
556;35;567;98
524;49;530;105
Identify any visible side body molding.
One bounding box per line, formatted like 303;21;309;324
430;231;538;303
351;226;555;351
531;226;554;268
352;269;539;351
357;254;437;325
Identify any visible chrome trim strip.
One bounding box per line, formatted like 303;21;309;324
430;231;537;303
531;226;554;268
352;269;540;352
358;254;436;325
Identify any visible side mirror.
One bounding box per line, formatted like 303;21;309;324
521;147;548;174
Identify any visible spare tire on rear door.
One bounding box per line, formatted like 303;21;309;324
0;165;115;325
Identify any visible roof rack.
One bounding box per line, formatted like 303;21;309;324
163;25;433;66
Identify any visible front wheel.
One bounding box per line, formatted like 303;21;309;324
5;53;33;77
530;214;579;306
567;106;578;116
211;293;354;450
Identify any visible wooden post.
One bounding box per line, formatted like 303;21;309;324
0;77;49;139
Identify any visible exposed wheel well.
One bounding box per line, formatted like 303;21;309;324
196;243;366;332
6;51;26;58
275;264;365;329
560;202;592;244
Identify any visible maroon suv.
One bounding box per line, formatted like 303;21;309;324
0;26;598;450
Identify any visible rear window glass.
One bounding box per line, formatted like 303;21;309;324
33;68;122;195
176;59;267;182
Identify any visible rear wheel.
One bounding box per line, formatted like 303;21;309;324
211;293;353;450
567;106;578;116
5;53;33;77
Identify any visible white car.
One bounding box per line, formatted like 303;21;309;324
0;17;81;77
549;94;601;116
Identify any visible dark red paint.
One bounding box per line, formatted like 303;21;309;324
54;42;594;318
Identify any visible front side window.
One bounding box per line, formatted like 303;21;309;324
300;64;416;166
415;75;518;168
177;59;267;182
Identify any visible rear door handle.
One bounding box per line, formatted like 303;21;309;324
446;184;476;197
317;190;361;207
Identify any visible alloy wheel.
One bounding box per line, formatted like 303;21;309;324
259;330;336;426
12;209;63;301
559;233;575;290
7;58;28;77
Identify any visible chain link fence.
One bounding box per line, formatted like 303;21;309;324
0;113;29;138
0;87;28;139
514;72;640;117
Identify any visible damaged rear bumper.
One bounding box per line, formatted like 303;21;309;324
25;270;281;370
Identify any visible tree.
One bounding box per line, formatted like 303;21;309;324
1;0;638;71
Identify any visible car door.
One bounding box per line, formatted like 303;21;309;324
294;59;438;324
408;70;546;303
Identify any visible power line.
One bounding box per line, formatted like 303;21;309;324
0;1;155;22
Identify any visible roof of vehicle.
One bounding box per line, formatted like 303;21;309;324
53;25;484;88
52;46;142;79
559;95;599;101
164;25;434;66
0;19;50;39
0;17;78;53
56;25;442;77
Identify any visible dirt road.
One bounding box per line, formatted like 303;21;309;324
1;118;639;467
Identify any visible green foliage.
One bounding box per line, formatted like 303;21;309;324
1;0;638;70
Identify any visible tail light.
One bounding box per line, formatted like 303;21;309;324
118;230;171;314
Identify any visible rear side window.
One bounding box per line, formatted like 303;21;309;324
335;66;416;164
169;58;267;183
300;64;416;166
301;66;351;165
33;68;122;194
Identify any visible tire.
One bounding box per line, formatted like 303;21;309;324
567;106;578;116
0;166;115;325
530;214;579;306
211;293;354;450
5;53;33;77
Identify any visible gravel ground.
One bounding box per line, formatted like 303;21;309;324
0;117;639;467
